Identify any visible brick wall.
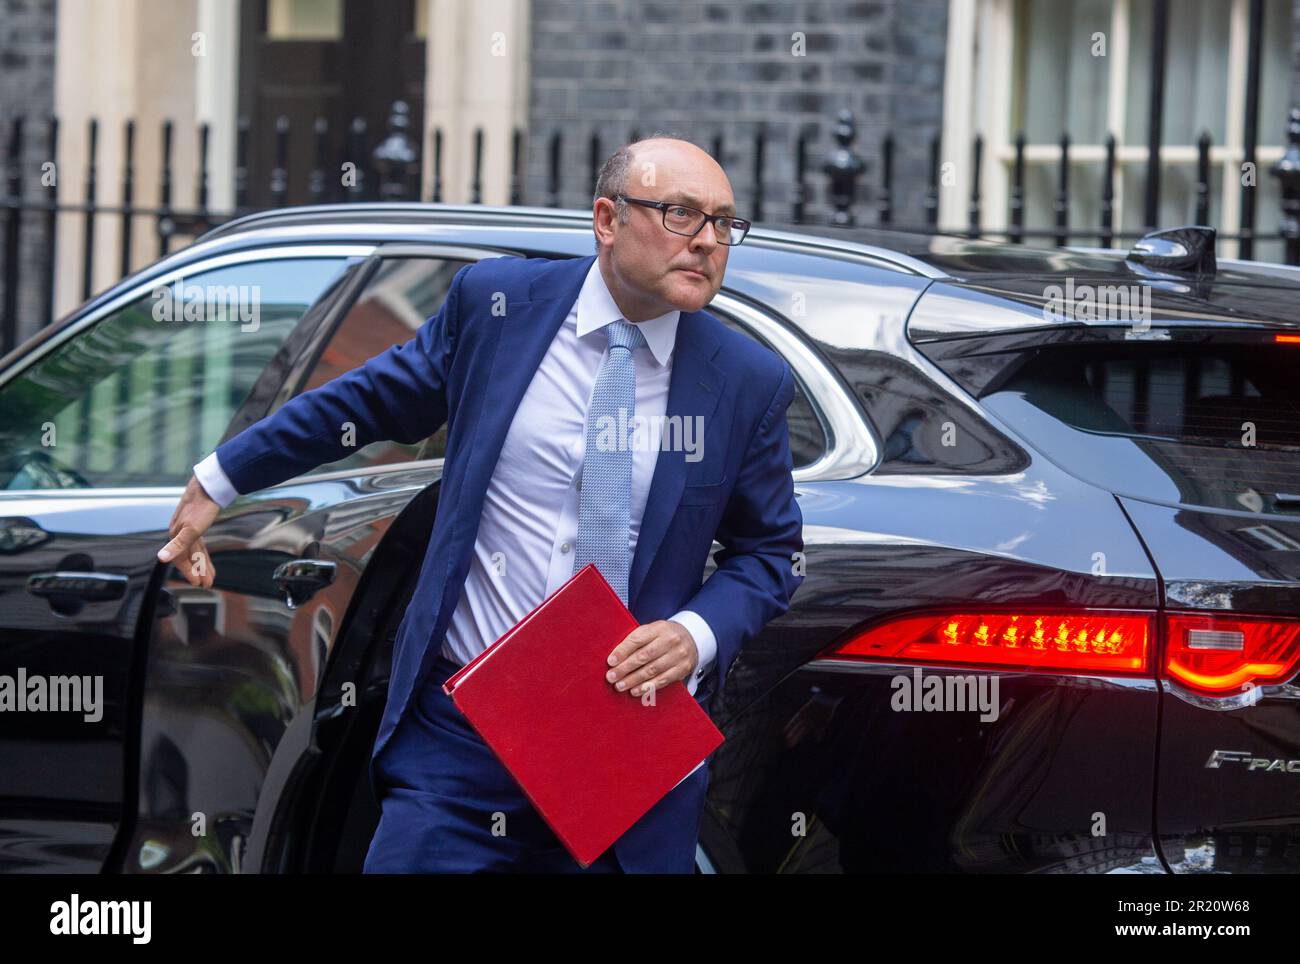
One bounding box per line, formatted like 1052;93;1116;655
524;0;949;228
1293;0;1300;108
0;0;57;347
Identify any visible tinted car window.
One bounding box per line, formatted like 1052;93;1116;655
293;256;472;475
712;312;827;469
0;257;347;489
980;339;1300;514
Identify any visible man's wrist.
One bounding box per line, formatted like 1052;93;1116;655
194;451;238;508
669;610;717;696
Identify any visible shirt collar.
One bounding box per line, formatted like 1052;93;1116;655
574;259;680;367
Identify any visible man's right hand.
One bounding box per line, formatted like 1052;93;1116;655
157;475;221;588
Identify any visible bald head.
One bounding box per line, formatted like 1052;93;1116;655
593;136;733;221
591;133;738;320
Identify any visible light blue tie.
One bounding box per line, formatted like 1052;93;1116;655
573;318;647;605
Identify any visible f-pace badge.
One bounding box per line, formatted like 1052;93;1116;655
1205;750;1300;773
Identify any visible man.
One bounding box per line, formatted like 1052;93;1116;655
157;135;804;873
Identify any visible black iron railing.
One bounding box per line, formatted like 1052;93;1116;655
4;98;1300;357
3;0;1300;356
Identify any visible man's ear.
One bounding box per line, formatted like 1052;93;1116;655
592;197;617;248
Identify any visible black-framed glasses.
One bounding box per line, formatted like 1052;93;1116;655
615;194;751;246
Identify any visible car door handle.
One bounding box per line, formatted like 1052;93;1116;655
272;559;336;609
27;571;128;601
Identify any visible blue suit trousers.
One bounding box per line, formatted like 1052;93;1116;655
363;653;624;873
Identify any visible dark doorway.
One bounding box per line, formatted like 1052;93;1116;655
237;0;426;207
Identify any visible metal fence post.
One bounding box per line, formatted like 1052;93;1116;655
1272;107;1300;266
42;116;57;329
1100;133;1116;248
1054;132;1069;247
1009;130;1024;243
1239;0;1263;259
120;119;134;277
1195;130;1211;225
792;128;808;224
309;117;328;205
822;109;863;227
2;116;23;354
373;101;418;201
1144;0;1169;232
81;117;96;301
877;132;893;227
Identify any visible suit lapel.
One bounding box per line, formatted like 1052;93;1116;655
458;255;593;519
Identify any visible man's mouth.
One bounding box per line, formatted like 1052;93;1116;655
678;268;709;280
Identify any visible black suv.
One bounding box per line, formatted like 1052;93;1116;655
1;206;1297;873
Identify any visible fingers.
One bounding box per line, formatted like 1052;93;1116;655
157;525;195;565
622;654;688;696
159;477;222;589
158;526;215;588
185;537;215;589
606;624;693;696
605;623;658;668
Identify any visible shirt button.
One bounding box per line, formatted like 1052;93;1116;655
561;542;571;553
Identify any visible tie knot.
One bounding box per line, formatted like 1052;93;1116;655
606;318;647;354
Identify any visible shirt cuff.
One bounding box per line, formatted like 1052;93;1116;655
193;451;239;508
669;609;717;697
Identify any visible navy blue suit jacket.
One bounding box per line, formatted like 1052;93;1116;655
214;253;805;871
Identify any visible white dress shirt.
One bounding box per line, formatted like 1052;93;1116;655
193;259;718;699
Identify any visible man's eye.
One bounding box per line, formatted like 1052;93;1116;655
669;206;690;217
716;217;734;229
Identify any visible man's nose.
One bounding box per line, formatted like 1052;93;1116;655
689;221;722;252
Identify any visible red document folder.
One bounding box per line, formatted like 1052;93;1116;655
441;562;724;868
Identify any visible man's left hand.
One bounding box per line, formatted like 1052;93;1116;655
606;620;698;697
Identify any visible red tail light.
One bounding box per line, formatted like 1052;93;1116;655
826;609;1300;696
1165;613;1300;695
828;610;1152;676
